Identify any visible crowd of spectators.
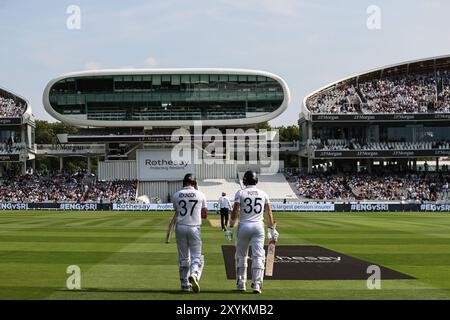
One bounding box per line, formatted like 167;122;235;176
0;171;137;203
289;174;355;200
287;172;450;201
0;142;25;154
0;96;25;118
308;139;450;151
306;85;358;113
306;73;450;114
437;75;450;113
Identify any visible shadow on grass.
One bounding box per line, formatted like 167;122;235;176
57;288;242;295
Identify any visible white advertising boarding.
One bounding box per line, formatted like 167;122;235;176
137;150;195;181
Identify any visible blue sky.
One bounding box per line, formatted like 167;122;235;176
1;0;450;126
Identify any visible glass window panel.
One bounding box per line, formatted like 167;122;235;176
200;75;209;83
219;75;228;82
105;94;114;102
171;75;180;85
238;75;247;82
76;95;84;104
210;75;219;81
133;75;142;81
67;96;76;104
181;75;190;83
257;76;266;82
229;75;238;81
191;75;200;82
152;75;161;85
248;75;257;81
58;96;66;104
124;76;133;81
162;75;171;82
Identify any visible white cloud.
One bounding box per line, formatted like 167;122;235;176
83;61;103;70
219;0;301;17
144;56;158;67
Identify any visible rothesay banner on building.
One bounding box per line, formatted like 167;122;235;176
137;150;195;181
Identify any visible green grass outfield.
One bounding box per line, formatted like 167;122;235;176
0;211;450;300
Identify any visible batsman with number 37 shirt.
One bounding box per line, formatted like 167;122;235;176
171;173;208;293
225;170;279;294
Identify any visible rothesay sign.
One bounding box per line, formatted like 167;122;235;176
137;150;195;181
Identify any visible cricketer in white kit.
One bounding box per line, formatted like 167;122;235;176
225;170;279;294
172;173;208;293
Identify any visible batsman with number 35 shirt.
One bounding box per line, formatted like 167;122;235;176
171;173;208;293
225;170;279;294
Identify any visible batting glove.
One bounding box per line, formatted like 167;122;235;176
267;227;279;242
225;229;233;241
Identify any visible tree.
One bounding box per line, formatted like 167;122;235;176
255;121;271;131
35;120;78;144
35;120;55;144
34;120;81;172
277;125;300;142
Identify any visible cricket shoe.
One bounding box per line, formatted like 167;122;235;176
189;275;200;293
181;285;191;292
251;283;262;294
236;281;246;292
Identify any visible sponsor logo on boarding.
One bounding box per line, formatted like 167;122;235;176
271;202;335;211
354;115;375;121
420;204;450;212
350;203;389;211
315;115;340;121
317;151;343;157
60;203;97;210
434;113;450;120
112;203;174;211
392;150;415;157
275;255;341;264
113;203;152;211
144;159;189;170
155;203;174;211
0;203;29;210
393;114;415;120
435;150;450;156
356;151;379;157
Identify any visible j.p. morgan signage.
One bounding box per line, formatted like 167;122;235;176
314;149;450;158
137;150;195;181
0;118;21;125
311;113;450;122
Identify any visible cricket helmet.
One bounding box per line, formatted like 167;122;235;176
183;173;197;187
243;170;258;186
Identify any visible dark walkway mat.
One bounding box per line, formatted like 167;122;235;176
222;245;414;280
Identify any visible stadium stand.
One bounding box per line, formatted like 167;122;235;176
0;95;26;118
237;172;299;202
307;139;450;151
306;84;359;114
0;142;26;154
0;172;137;203
287;172;450;201
306;72;450;114
197;179;243;202
137;181;183;203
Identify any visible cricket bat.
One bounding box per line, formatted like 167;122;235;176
265;240;276;276
165;213;177;244
265;223;277;276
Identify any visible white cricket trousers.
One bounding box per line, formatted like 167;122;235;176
175;224;204;286
235;221;265;286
